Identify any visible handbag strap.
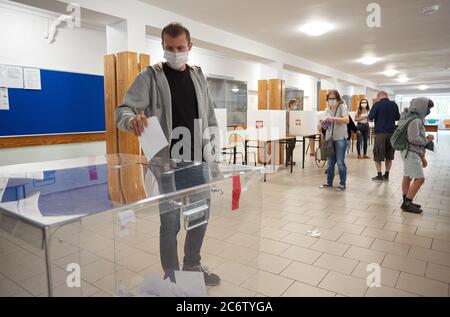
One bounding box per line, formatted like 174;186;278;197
330;103;340;140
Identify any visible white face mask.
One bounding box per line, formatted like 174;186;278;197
361;103;368;107
164;50;189;70
328;100;337;107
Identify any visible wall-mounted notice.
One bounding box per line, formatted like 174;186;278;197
23;68;41;90
4;65;24;89
0;87;9;110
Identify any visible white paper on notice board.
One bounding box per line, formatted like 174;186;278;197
23;68;41;90
0;87;9;110
5;65;24;89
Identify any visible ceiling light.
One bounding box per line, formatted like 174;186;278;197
397;76;409;83
359;56;380;65
423;5;440;15
419;85;429;91
300;21;334;36
231;88;240;93
383;69;399;77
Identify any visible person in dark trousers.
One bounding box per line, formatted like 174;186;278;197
368;91;400;182
116;23;220;286
355;99;371;159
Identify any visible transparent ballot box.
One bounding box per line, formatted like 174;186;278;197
0;154;263;297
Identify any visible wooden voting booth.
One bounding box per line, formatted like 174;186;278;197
104;51;150;205
258;79;286;164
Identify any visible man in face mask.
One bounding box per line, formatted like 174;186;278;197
115;23;220;287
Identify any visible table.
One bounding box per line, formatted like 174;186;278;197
244;136;297;182
294;134;322;169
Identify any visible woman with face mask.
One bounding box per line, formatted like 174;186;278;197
355;99;371;159
320;90;350;191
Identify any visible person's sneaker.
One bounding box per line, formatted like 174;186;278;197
319;184;332;189
372;175;384;182
401;202;423;214
357;155;363;159
183;264;220;286
383;174;389;181
335;185;346;192
364;156;371;159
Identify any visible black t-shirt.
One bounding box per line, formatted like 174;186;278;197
163;63;199;161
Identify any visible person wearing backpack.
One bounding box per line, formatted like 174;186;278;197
397;97;435;213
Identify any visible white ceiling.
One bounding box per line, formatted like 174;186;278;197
140;0;450;92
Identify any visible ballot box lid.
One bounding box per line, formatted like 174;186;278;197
0;154;261;228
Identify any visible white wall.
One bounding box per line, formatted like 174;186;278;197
0;3;107;166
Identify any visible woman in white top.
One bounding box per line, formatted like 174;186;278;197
355;99;371;159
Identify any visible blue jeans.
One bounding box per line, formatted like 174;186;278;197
327;139;348;187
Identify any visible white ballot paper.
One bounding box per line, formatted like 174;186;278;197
139;116;168;161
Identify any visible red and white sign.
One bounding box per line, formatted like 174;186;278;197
256;120;264;129
295;119;302;126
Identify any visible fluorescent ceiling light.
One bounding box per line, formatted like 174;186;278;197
359;56;379;65
418;85;429;91
383;69;398;77
231;88;240;93
300;21;334;36
397;76;409;83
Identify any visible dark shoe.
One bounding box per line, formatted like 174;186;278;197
364;156;371;159
401;202;423;214
319;184;333;189
335;185;346;192
383;174;389;181
372;175;384;183
183;264;220;286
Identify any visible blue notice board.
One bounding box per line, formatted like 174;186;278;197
0;69;105;137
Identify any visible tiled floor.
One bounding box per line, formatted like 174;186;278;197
0;131;449;297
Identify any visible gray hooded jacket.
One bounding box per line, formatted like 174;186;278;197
115;62;219;162
407;97;429;157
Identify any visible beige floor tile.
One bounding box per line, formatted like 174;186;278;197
365;286;418;297
328;214;358;224
1;259;46;282
404;218;436;229
312;228;344;241
310;239;351;256
202;238;233;256
225;232;260;248
362;227;397;241
255;239;290;255
205;226;236;240
394;232;432;249
338;233;375;248
354;217;386;229
242;271;294;297
382;254;427;276
370;239;410;256
282;213;312;224
396;272;449;297
117;251;159;273
213;261;258;286
307;218;337;229
220;245;259;264
82;259;116;283
416;227;450;242
207;280;255;297
282;281;336;297
280;261;328;286
260;227;290;241
248;253;291;274
261;217;289;229
281;233;317;248
383;222;417;235
313;253;358;275
344;246;385;264
426;262;450;284
332;222;366;235
319;271;368;297
432;239;450;254
0;274;24;297
280;245;322;264
280;222;313;234
351;261;400;288
408;246;450;267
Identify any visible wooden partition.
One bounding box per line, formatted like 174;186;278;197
104;51;150;205
319;90;328;111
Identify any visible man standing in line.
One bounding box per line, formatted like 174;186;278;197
368;91;400;182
